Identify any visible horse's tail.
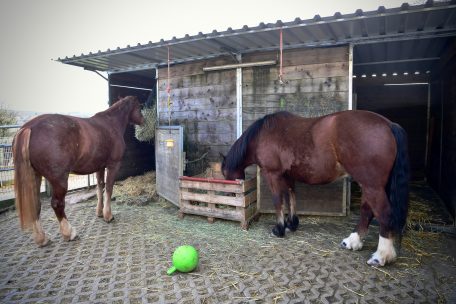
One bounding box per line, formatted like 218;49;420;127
12;128;40;230
387;123;410;239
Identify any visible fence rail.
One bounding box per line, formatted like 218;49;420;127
0;125;96;202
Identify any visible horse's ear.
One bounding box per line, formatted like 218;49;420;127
219;153;226;161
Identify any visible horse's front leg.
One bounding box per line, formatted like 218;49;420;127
285;187;299;232
95;169;105;218
265;173;290;237
271;191;286;237
103;163;121;223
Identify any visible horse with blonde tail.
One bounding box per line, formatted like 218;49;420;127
13;96;144;247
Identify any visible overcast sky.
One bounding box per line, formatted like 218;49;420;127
0;0;407;115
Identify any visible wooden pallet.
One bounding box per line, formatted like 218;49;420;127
179;173;259;230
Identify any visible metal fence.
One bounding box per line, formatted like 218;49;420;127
0;125;96;202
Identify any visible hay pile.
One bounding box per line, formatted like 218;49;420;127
407;182;450;227
112;171;157;205
135;104;157;142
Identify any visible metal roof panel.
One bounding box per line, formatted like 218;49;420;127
58;1;456;74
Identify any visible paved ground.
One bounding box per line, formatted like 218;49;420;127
0;184;455;303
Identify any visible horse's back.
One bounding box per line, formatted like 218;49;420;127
25;114;84;152
256;110;397;186
23;114;82;172
22;114;113;177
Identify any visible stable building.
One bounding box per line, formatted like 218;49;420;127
58;1;456;220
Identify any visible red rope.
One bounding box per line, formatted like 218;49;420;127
279;28;284;85
167;46;171;125
166;46;171;94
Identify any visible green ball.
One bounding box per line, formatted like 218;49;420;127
167;245;199;275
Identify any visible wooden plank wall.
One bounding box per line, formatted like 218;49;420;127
241;46;350;214
156;46;350;215
242;46;349;126
157;56;237;174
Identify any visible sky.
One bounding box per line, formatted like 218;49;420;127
0;0;409;115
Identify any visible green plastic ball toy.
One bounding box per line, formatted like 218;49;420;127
167;245;199;275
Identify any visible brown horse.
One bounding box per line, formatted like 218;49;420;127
221;110;409;266
12;96;144;247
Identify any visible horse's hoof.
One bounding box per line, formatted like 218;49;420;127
69;227;78;241
341;232;363;251
36;236;51;247
367;257;383;267
104;216;114;223
63;227;78;242
272;224;285;237
285;215;299;232
367;236;397;267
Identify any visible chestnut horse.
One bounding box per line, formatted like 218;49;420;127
12;96;144;247
222;110;409;266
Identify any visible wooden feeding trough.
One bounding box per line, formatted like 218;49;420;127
178;163;259;229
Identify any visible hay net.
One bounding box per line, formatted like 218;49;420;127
135;92;157;142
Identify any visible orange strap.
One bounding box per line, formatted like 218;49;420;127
167;46;171;125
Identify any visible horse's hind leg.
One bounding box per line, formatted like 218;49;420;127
341;189;374;251
32;174;49;247
95;169;105;218
32;219;49;247
50;178;77;241
345;186;396;266
366;188;397;266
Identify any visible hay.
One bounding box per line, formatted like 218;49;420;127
135;105;157;142
112;171;157;205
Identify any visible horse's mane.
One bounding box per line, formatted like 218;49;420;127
94;96;136;118
225;111;293;171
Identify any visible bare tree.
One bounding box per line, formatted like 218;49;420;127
0;105;17;139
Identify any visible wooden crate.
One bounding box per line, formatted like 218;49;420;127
178;166;258;229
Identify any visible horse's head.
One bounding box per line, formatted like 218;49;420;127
126;96;145;126
220;153;245;180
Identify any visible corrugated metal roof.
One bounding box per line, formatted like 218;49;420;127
58;1;456;74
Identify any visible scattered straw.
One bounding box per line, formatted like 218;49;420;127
112;171;157;205
371;266;398;281
343;285;366;297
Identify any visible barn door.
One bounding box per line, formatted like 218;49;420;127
155;126;184;206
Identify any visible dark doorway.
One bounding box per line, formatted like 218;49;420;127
108;69;156;180
355;82;429;180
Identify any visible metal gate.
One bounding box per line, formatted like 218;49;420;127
155;126;184;206
0;125;97;202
